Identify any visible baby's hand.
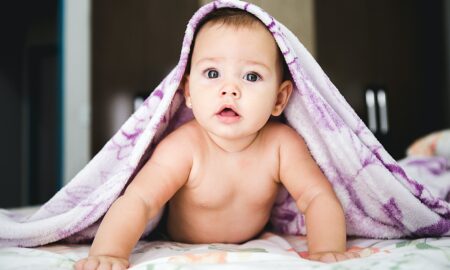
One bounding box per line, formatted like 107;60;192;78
308;251;360;263
74;255;129;270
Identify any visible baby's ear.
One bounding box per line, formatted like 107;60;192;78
272;80;293;116
183;76;192;108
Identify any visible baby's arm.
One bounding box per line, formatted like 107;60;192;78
278;127;358;262
75;131;192;270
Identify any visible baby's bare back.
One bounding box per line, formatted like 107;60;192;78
165;121;282;244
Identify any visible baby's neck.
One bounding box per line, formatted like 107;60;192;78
203;130;260;153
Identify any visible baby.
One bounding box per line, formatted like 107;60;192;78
75;8;358;270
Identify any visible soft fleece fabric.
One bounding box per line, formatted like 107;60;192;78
1;0;449;247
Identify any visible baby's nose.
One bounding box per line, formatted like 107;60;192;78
220;87;241;99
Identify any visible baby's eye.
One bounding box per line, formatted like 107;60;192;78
206;69;219;79
244;72;261;82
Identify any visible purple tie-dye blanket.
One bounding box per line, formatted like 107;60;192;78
1;0;449;248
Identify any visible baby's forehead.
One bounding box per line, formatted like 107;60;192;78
194;23;278;61
200;19;269;37
200;20;279;52
196;20;277;50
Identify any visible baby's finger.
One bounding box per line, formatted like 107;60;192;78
84;258;100;270
112;262;127;270
97;261;112;270
74;259;86;270
319;253;337;263
334;253;348;262
307;253;323;262
345;251;360;259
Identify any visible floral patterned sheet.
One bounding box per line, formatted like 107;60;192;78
1;232;449;270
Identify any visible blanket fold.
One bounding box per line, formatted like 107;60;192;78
1;0;449;248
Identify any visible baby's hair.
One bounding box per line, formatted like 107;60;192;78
185;8;291;82
195;7;263;32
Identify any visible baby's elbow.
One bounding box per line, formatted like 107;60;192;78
122;189;156;220
296;186;338;214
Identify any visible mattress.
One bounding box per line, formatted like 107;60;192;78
1;232;449;269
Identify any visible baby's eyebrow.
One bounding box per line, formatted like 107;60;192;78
195;57;270;71
194;57;221;66
241;60;271;72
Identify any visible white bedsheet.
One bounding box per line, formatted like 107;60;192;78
1;232;449;269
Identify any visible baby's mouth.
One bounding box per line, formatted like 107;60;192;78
218;107;239;117
216;106;240;123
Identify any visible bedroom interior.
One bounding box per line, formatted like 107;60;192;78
0;0;449;269
1;0;448;208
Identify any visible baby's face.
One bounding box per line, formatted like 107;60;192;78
184;21;288;141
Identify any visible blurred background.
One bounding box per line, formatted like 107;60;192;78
0;0;449;208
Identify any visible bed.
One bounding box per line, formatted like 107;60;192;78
2;130;450;269
1;231;449;269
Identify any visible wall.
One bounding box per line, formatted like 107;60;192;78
0;24;22;206
315;0;447;158
91;0;199;154
445;1;450;127
0;0;59;207
63;0;91;184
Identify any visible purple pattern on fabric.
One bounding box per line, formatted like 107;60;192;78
382;198;406;232
414;218;450;236
332;166;404;231
287;57;298;66
267;19;275;29
406;158;449;176
375;151;450;217
154;89;164;99
282;47;291;56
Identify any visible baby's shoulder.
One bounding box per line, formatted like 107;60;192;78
151;120;200;161
264;123;312;165
160;119;203;147
263;121;304;143
262;122;309;156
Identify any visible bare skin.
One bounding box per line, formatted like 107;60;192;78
75;21;358;270
167;120;282;244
